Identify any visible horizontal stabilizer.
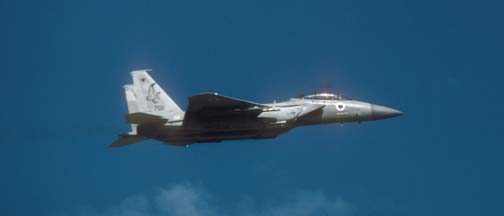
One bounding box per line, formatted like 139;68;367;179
110;134;148;147
125;112;167;125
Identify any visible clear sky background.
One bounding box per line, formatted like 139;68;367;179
2;0;503;215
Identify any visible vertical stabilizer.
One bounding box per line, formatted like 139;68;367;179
124;84;140;113
123;84;140;135
129;70;184;121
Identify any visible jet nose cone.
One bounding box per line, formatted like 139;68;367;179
371;104;403;120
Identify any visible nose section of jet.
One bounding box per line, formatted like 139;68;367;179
371;104;403;120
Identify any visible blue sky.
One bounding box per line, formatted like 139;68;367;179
2;0;503;215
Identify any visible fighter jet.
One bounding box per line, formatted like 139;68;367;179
111;70;403;147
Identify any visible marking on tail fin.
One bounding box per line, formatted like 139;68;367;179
146;83;161;104
146;83;164;111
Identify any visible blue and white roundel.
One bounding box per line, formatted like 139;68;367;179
335;102;346;111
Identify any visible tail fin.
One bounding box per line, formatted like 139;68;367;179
123;85;140;135
124;84;141;114
111;70;184;148
110;84;147;148
128;70;184;121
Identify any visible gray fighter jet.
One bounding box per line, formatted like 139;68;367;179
111;70;403;147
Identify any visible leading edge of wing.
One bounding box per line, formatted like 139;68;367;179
187;93;267;111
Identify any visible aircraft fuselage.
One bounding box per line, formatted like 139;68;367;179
111;70;403;147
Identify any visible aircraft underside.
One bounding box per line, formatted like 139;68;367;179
138;123;292;145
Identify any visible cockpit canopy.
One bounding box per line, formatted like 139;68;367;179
296;93;352;101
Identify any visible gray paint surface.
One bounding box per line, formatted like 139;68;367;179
112;70;402;147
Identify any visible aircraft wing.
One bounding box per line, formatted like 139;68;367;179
125;112;168;124
184;93;268;122
187;93;266;111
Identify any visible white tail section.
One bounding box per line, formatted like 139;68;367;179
123;85;140;135
127;70;184;121
124;85;140;113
